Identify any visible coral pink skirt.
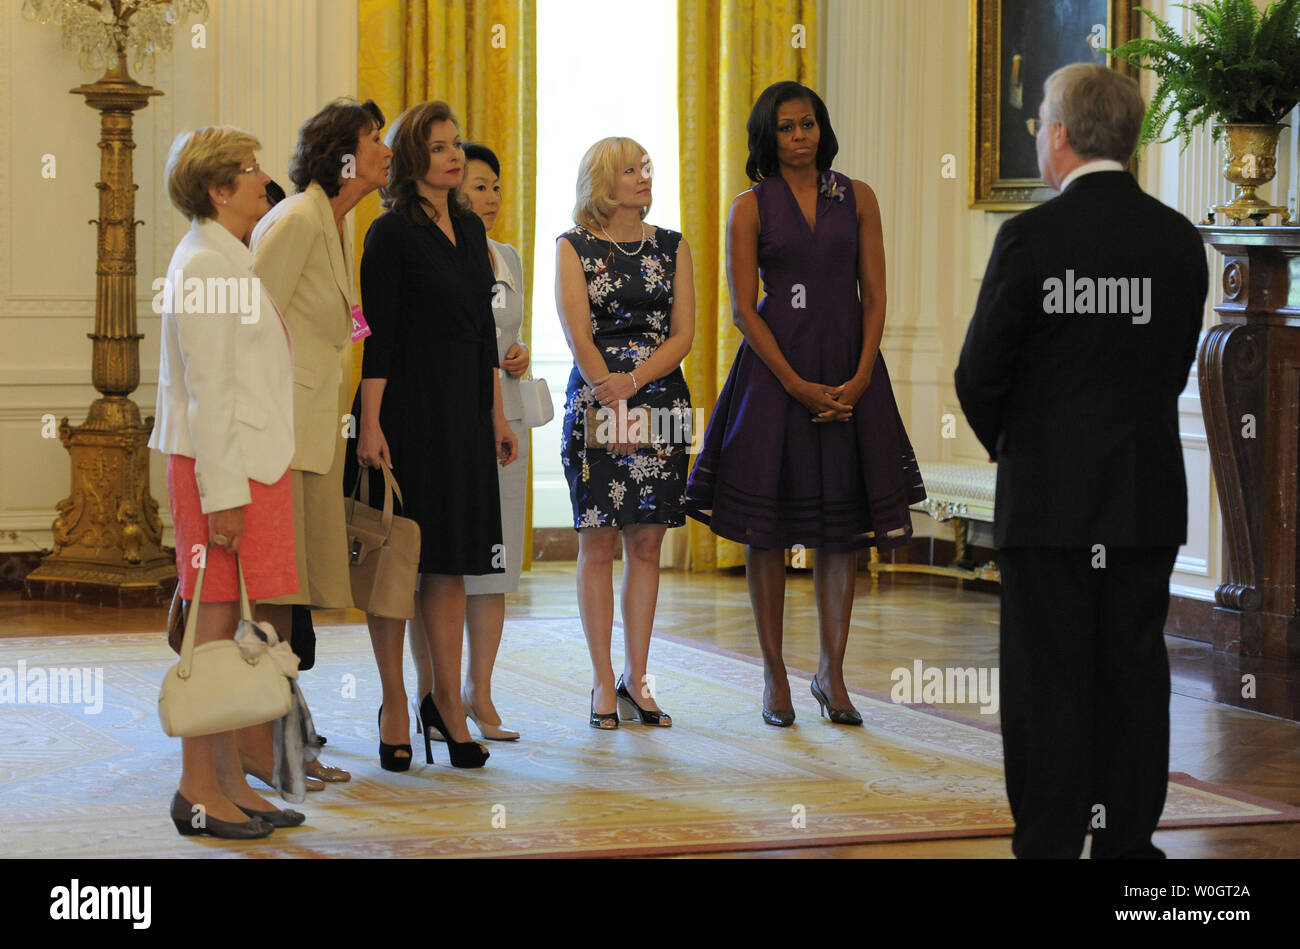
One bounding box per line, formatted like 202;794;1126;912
167;454;298;603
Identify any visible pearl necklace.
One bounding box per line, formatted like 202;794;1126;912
596;221;648;257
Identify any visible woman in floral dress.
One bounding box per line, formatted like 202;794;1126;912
556;137;695;730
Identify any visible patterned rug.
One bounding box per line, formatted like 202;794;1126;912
1;619;1296;858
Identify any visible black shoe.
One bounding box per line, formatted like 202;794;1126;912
378;705;413;772
810;676;863;726
762;707;795;727
417;693;489;768
236;804;306;827
590;689;618;730
615;675;671;726
171;792;274;839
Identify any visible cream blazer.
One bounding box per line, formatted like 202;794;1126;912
250;181;356;474
149;218;295;513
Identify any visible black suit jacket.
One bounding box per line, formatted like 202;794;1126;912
954;171;1208;548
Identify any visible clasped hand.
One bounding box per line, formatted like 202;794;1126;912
592;371;636;406
789;374;870;423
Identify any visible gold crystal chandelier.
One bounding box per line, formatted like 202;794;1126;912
22;0;208;74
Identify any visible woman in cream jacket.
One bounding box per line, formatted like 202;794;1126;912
245;98;392;783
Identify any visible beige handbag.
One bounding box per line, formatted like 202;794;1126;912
157;551;295;738
585;405;655;450
345;461;421;619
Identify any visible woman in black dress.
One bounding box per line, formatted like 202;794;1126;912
352;100;518;769
556;137;695;729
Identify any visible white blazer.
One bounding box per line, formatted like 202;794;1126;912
149;218;295;514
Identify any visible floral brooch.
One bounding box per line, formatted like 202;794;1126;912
819;172;844;202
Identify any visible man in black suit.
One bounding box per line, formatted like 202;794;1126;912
955;63;1208;858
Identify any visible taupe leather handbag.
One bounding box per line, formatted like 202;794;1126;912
345;461;421;619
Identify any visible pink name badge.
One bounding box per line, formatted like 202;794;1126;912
350;304;371;341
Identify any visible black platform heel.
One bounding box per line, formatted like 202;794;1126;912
417;693;489;768
615;675;672;727
378;705;413;772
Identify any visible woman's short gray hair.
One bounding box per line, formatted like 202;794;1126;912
1042;63;1145;162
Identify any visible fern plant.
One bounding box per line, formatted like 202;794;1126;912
1107;0;1300;151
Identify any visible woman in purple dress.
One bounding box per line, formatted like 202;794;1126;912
685;82;925;728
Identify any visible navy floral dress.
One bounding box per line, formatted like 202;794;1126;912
559;225;693;529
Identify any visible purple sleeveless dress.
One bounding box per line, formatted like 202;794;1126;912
684;170;925;553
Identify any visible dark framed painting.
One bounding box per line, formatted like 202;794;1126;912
970;0;1139;210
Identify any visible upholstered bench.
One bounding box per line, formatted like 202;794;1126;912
868;461;1001;585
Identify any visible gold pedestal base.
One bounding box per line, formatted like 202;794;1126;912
23;397;176;607
23;561;177;608
1212;200;1288;226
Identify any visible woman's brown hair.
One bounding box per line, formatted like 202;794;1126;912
289;98;385;197
382;100;471;224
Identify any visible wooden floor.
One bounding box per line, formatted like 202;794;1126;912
4;562;1299;858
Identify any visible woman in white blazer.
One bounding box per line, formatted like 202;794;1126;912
407;143;529;742
246;99;392;783
150;126;302;839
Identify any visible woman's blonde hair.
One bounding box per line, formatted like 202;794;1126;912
572;137;651;227
165;126;261;221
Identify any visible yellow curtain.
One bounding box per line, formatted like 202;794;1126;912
356;0;538;569
677;0;818;570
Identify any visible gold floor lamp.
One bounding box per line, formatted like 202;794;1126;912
22;0;208;607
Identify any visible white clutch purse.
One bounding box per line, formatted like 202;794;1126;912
518;376;554;428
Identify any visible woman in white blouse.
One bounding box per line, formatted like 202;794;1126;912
408;143;527;741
